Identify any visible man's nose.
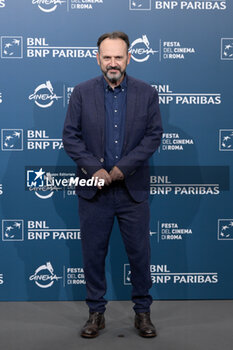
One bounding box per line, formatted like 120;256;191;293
110;57;116;66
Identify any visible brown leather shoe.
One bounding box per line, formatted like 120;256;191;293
80;312;105;338
135;312;157;338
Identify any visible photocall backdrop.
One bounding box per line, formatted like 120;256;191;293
0;0;232;301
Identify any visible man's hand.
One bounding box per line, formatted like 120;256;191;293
92;169;112;189
109;166;124;181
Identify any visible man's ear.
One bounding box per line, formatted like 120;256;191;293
127;52;131;65
96;52;100;66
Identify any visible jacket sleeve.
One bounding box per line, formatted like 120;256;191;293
62;86;103;177
115;89;163;177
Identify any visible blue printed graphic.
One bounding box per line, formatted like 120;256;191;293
129;0;151;10
2;220;24;241
1;36;23;58
1;129;23;151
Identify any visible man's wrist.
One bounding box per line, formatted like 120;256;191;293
91;166;104;177
114;165;125;178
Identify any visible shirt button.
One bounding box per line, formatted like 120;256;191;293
114;109;117;113
122;88;124;92
114;96;117;99
116;156;119;159
115;124;118;128
100;158;104;163
115;140;118;144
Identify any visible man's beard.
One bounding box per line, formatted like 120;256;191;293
104;66;125;84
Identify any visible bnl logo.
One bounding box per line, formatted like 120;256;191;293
27;168;46;188
221;39;233;60
124;264;132;285
1;36;23;58
219;130;233;151
218;220;233;240
2;220;24;241
1;129;23;151
129;0;151;10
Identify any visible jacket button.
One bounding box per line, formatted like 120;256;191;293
100;158;104;163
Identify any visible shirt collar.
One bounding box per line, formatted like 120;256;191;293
103;74;127;92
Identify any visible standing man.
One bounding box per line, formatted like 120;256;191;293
63;31;163;338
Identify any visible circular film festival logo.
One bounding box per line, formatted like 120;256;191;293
29;81;62;108
29;262;62;288
32;0;66;13
129;35;158;62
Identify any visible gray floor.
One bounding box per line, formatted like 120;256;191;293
0;300;232;350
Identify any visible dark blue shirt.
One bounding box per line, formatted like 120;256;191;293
103;75;127;171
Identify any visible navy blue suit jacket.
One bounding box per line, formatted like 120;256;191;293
63;75;163;202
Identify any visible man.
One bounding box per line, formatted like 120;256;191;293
63;31;163;338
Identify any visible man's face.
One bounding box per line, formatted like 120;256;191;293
97;38;131;85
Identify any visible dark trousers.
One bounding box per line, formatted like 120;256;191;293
78;183;153;314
